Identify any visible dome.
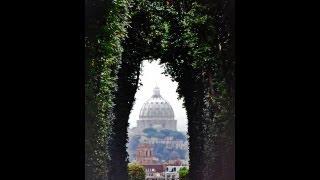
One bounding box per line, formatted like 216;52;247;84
139;87;174;120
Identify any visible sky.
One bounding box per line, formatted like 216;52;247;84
128;59;188;132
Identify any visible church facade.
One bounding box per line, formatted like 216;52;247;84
136;142;159;165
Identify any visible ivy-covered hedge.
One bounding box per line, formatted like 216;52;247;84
85;0;132;179
85;0;234;179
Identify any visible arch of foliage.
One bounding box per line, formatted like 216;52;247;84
85;0;234;180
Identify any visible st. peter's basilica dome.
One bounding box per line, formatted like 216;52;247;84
139;86;175;121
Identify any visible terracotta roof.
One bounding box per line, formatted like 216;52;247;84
143;164;165;172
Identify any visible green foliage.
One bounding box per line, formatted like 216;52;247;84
160;129;187;141
128;135;141;151
179;167;189;180
85;0;234;179
143;128;157;137
151;143;187;161
143;128;187;140
152;143;165;160
128;163;146;180
85;0;132;179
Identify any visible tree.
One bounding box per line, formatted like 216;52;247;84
143;128;158;137
179;167;189;180
128;135;141;151
128;163;146;180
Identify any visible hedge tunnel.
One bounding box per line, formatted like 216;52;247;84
85;0;235;179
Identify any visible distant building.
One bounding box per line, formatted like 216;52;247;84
131;86;177;135
138;136;188;150
164;159;185;166
144;164;166;180
136;142;166;179
136;142;159;165
164;166;188;180
128;86;189;179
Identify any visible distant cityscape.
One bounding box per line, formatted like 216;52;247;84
127;87;189;179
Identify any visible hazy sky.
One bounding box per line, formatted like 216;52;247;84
128;60;188;132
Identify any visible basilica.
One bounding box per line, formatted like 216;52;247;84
130;86;177;134
128;86;188;163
